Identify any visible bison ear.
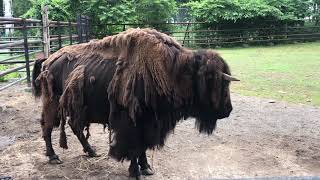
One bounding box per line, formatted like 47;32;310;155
222;73;240;82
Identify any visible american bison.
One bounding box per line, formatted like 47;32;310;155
32;28;238;180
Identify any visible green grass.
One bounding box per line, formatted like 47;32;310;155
0;54;23;82
0;54;9;59
217;42;320;106
1;43;320;106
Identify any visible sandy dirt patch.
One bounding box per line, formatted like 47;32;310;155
0;83;319;179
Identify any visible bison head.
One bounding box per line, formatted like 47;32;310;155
193;50;239;134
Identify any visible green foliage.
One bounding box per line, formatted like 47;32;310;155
78;0;177;33
12;0;32;17
184;0;315;47
268;0;312;20
13;0;319;35
79;0;177;24
0;65;21;82
136;0;177;23
0;0;3;16
135;0;177;32
24;0;71;21
88;0;137;24
22;0;177;33
186;0;312;23
80;0;138;33
187;0;278;22
0;64;6;82
312;0;320;25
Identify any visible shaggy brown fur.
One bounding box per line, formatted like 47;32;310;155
33;28;235;178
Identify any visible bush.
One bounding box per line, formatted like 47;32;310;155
183;0;315;47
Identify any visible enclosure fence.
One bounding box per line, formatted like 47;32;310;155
92;21;320;48
0;7;90;91
2;17;319;90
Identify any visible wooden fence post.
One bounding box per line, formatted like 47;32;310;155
69;21;73;45
57;21;62;49
77;15;83;43
22;18;31;86
42;5;50;58
9;31;12;56
85;16;89;42
285;23;288;39
182;21;190;46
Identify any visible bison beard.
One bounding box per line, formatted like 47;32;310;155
33;28;235;179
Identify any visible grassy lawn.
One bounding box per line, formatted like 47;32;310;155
217;42;320;106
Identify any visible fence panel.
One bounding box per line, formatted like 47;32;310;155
91;21;320;48
0;11;90;91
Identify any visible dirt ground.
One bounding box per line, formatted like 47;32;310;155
0;83;319;180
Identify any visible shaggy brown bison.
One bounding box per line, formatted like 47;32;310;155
32;28;238;180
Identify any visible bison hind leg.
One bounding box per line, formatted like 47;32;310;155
49;154;63;164
60;65;99;157
68;120;99;157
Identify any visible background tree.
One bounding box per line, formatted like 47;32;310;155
24;0;71;21
7;0;318;35
12;0;31;17
20;0;177;33
183;0;316;47
136;0;177;23
312;0;320;25
267;0;312;21
0;0;3;16
135;0;177;32
185;0;314;29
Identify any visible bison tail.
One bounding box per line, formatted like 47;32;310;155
32;58;46;97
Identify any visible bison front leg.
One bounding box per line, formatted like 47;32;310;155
42;125;61;164
129;157;142;180
138;151;154;175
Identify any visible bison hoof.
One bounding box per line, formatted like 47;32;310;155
140;167;154;176
49;155;63;164
87;150;100;157
128;175;143;180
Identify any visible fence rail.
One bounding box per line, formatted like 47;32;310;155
0;7;90;91
2;18;319;90
92;21;320;47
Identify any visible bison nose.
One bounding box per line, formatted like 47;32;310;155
217;106;232;119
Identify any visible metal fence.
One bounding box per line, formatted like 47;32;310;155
0;8;90;91
91;22;320;48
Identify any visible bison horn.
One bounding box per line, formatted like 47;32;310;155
116;61;123;66
222;73;240;81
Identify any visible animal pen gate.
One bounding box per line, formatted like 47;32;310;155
0;8;90;91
